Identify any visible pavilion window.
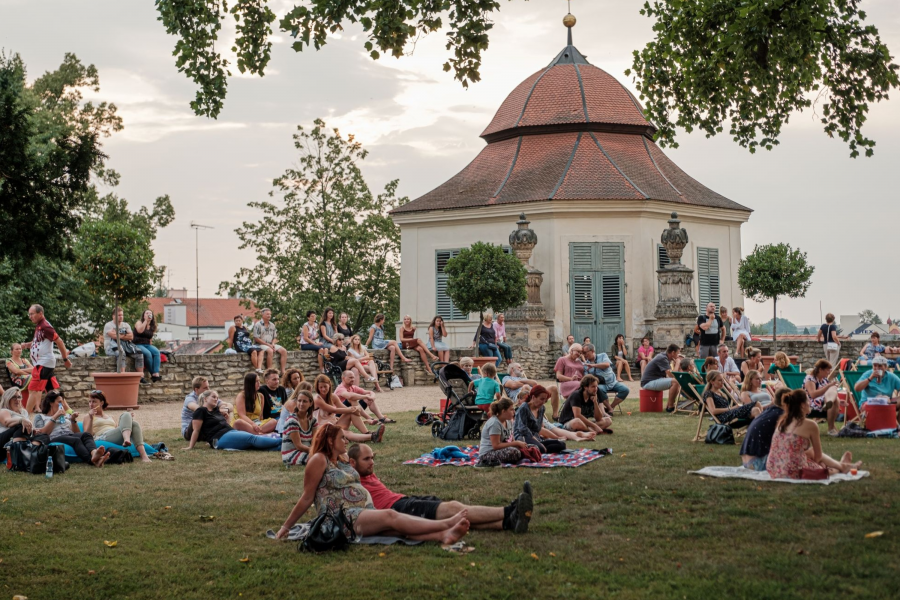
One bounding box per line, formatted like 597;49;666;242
657;244;669;299
436;246;512;321
697;247;720;310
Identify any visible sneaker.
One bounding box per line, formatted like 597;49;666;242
523;481;533;496
665;407;675;413
514;490;533;534
473;461;491;469
366;376;376;382
371;424;386;443
151;375;161;383
827;429;839;437
140;378;149;385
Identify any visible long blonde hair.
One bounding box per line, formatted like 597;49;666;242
744;370;762;393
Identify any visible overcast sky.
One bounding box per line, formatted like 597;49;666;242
3;0;899;327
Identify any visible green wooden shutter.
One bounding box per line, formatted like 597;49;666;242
569;243;596;342
436;250;464;320
657;245;670;269
697;247;720;310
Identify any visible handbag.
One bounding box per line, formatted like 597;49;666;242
7;441;67;474
704;423;735;445
390;375;404;389
800;467;828;480
299;507;355;553
520;445;542;463
118;340;138;356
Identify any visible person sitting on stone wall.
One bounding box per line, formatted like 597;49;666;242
299;310;327;373
366;313;410;373
471;314;502;368
582;343;630;415
226;315;263;372
493;313;514;366
253;308;288;373
858;332;898;367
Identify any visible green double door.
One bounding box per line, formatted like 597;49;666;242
569;242;625;353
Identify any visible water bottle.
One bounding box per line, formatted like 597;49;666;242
45;454;53;479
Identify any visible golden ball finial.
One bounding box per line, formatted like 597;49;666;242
563;13;576;28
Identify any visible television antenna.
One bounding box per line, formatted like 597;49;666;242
190;222;214;341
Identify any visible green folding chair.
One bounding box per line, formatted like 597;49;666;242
672;371;705;416
778;372;807;391
840;371;866;408
693;359;706;374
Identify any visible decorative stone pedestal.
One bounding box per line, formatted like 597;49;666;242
653;213;698;350
505;213;550;347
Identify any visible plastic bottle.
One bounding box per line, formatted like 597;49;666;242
45;454;53;479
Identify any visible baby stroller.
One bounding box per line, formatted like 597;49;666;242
430;363;486;440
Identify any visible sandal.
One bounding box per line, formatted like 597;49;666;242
153;451;175;461
380;417;397;424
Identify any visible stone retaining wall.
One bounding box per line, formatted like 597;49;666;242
0;340;863;407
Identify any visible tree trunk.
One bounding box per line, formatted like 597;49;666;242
114;296;123;373
474;310;484;358
772;296;778;353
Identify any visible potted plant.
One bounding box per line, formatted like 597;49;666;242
76;220;158;408
444;242;527;370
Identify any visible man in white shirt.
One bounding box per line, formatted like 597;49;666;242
252;308;287;372
716;344;741;382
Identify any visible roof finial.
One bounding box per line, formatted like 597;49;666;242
563;0;576;45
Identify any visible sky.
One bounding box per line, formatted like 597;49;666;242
2;0;899;327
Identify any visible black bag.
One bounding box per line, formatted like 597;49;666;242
705;423;735;445
300;507;355;553
439;409;479;441
7;441;68;474
104;448;134;464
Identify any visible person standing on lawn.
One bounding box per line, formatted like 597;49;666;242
21;304;71;415
696;302;724;359
352;443;533;533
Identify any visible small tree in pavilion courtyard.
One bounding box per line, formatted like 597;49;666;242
76;220;158;372
444;242;527;355
737;243;814;351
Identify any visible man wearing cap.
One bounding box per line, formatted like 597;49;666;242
350;443;534;533
854;355;900;417
640;344;682;413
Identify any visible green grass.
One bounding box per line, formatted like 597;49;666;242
2;398;898;600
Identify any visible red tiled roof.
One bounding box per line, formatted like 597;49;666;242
146;297;257;328
393;43;750;216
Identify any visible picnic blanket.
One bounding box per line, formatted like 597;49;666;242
265;525;423;546
404;445;611;468
690;466;870;486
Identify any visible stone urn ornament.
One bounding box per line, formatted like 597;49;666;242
660;212;689;267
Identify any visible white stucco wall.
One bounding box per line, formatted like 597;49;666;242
393;201;750;348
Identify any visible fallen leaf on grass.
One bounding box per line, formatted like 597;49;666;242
34;522;41;526
378;552;386;557
549;552;556;557
699;476;706;480
865;531;884;539
676;562;681;569
13;595;28;600
797;549;807;555
626;412;632;416
620;453;627;458
530;553;539;560
619;558;624;562
470;562;476;567
88;570;96;575
2;497;7;502
103;541;117;548
238;557;250;563
199;515;215;521
164;506;171;510
280;491;286;494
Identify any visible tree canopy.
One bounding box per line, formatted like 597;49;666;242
628;0;899;157
858;309;882;325
219;118;406;346
738;243;814;347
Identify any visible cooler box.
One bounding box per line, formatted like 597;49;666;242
639;389;663;413
838;391;858;422
863;403;898;431
439;398;450;414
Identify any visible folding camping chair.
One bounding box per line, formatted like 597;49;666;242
672;371;705;416
691;381;751;442
839;370;866;427
778;371;807;391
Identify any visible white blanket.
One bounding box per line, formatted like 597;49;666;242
689;466;870;485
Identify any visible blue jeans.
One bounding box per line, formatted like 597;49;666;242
136;343;161;374
497;342;513;362
479;344;502;367
600;382;630;401
214;431;280;451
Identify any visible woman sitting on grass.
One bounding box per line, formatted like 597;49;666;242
470;363;500;408
276;424;471;543
513;385;566;454
767;352;797;380
702;370;761;424
312;374;384;444
740;370;775;408
0;387;38;460
83;390;153;463
348;335;383;392
766;390;861;479
32;391;111;467
282;390;317;466
184;390;281;451
477;398;526;467
235;372;277;435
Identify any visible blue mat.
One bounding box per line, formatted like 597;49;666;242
53;440;159;463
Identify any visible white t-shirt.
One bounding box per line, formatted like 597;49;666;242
103;321;133;356
31;318;59;368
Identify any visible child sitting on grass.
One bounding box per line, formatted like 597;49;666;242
470;363;500;407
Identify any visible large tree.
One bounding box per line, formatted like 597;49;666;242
858;309;882;325
220;119;406;346
155;1;897;158
0;53;173;350
628;0;899;158
737;243;814;349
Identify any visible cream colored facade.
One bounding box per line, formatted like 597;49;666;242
393;200;749;348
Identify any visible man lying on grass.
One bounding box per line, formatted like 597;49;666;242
350;443;533;533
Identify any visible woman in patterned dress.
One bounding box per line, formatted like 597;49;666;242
276;424;471;542
766;390;860;479
803;360;841;437
702;370;762;424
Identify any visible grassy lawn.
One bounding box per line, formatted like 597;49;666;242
2;398;898;600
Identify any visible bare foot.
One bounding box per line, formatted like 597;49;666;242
122;439;132;447
441;519;471;545
92;449;111;468
141;456;152;463
841;451;853;464
447;509;468;527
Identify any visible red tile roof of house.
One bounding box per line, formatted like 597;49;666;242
393;40;751;216
146;297;257;328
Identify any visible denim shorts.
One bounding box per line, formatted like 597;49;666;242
742;455;768;471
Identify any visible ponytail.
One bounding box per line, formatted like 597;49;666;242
776;390;808;433
490;397;514;417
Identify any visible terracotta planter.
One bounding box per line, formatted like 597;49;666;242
472;357;499;371
91;372;142;409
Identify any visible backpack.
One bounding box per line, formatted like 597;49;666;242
439;409;479;441
299;507;355;553
7;441;68;474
